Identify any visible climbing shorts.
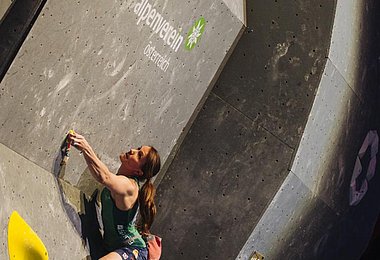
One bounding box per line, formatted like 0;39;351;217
114;246;148;260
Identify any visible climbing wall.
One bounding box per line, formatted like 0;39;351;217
154;0;336;259
0;0;243;258
0;0;243;186
0;0;12;19
237;0;380;259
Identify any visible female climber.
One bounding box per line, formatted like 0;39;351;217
68;132;161;260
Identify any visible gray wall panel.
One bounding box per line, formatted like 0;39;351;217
0;0;243;185
0;0;12;20
155;93;293;259
0;143;87;259
328;0;377;103
154;0;338;259
291;61;359;195
238;169;380;259
236;172;340;259
213;0;335;148
292;60;378;214
238;0;380;258
222;0;246;25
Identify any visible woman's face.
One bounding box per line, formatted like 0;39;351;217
118;145;151;176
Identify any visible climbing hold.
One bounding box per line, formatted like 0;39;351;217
60;129;76;166
8;211;49;259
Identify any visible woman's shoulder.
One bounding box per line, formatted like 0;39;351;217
127;176;140;187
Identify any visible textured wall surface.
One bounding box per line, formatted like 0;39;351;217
0;0;243;187
238;0;380;259
0;143;88;259
0;0;46;80
0;0;12;19
0;0;243;258
1;0;379;259
156;93;293;259
222;0;246;25
154;0;336;259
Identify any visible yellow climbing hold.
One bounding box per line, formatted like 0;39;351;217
8;211;48;260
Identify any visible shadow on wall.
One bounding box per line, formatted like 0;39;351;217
79;189;106;259
52;144;106;259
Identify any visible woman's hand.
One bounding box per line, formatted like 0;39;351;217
66;130;135;202
68;132;90;152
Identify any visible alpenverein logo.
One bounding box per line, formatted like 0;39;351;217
185;17;205;51
134;0;184;52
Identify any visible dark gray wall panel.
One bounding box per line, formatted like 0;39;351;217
213;0;336;148
268;176;340;259
0;0;46;80
155;93;293;259
238;0;380;258
293;60;378;215
154;0;341;259
244;171;380;260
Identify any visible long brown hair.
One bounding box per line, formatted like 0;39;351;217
138;146;161;233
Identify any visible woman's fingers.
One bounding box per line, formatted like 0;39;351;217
70;133;89;152
72;139;83;151
67;131;83;150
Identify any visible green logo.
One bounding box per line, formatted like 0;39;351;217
185;17;205;50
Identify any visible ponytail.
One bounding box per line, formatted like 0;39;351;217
138;146;161;233
138;179;156;233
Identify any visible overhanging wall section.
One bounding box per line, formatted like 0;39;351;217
154;0;336;259
0;0;243;187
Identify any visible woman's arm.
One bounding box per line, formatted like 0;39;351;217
68;132;133;196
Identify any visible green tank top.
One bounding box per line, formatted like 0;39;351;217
101;178;146;251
